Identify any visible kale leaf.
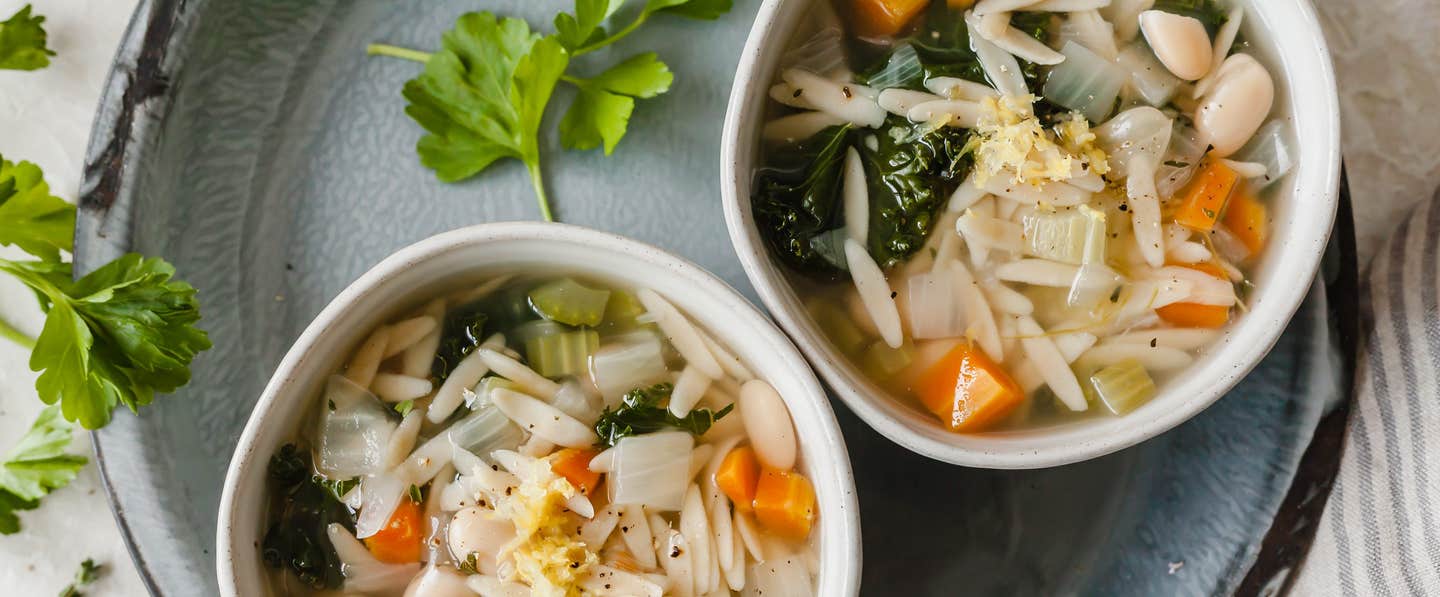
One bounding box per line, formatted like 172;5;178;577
431;301;489;380
861;118;971;269
593;383;734;447
752;124;854;278
261;444;354;591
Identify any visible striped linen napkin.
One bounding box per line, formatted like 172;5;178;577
1291;195;1440;594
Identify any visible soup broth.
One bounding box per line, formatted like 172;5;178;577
753;0;1286;432
261;275;818;595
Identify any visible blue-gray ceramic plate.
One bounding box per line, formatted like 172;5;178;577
76;0;1355;594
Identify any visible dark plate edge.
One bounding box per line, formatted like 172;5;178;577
76;0;184;595
1236;168;1359;596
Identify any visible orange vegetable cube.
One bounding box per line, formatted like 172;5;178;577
550;448;602;495
364;498;423;564
851;0;929;37
752;468;817;541
1155;263;1232;328
715;446;761;512
1174;161;1240;231
914;344;1024;432
1222;190;1268;255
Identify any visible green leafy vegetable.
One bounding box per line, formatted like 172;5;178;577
407;483;424;503
57;558;102;597
431;300;489;381
0;157;75;261
751;124;855;277
0;5;55;71
593;382;734;446
368;0;733;221
394;399;416;416
317;476;358;503
262;444;353;590
859;118;970;268
0;254;211;429
0;405;86;535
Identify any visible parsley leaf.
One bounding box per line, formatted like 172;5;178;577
390;13;568;221
58;558;102;597
0;156;76;262
394;399;415;416
554;0;625;51
0;405;86;535
0;254;211;429
644;0;734;20
560;53;673;154
593;382;734;446
0;5;54;71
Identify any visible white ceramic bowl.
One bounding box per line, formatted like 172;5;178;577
721;0;1341;469
215;222;861;595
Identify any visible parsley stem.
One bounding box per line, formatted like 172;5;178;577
527;161;555;222
572;13;649;56
0;315;35;350
366;43;433;64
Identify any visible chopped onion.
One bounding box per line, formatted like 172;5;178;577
609;432;694;511
744;537;813;597
1116;41;1182;107
552;378;602;425
966;12;1028;98
905;268;966;340
638;289;725;379
1016;316;1087;410
317;376;396;478
844;238;904;348
762;111;848;144
950;261;1005;361
1233;120;1294;187
591;330;670;404
781;19;847;78
1044;41;1125;122
443;403;524;456
781;69;886;128
1156;121;1207;198
865;44;925;90
1222;159;1268;179
1059;10;1119;64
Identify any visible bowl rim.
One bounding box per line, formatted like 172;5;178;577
720;0;1342;469
214;221;862;595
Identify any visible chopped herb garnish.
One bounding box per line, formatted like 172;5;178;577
408;483;424;503
458;552;480;575
1163;160;1190;168
0;5;55;71
57;558;102;597
593;383;734;446
394;399;415;416
316;476;358;503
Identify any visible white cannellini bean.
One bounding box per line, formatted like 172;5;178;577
371;374;433;402
345;326;391;388
1016;316;1088;411
1194;54;1274;157
844;238;904;348
670;365;714;418
489;388;595;448
739;380;797;470
1139;10;1212;80
401;299;446;378
428;333;505;423
907;99;984;128
403;565;472;597
843;147;869;245
383;316;438;358
762;112;847;144
877;88;944;116
478;348;561;398
637;289;725;379
781;68;887;128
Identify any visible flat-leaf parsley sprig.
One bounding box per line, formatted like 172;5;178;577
366;0;733;221
0;155;212;429
0;4;55;71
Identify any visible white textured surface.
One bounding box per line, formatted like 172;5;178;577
0;0;145;595
0;0;1433;594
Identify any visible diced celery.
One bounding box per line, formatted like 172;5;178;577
529;278;611;327
472;376;524;408
1086;358;1156;415
1042;41;1128;122
601;289;647;331
517;320;599;378
807;300;866;355
1024;206;1106;265
861;340;912;379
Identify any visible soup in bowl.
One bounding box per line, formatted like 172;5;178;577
722;0;1339;467
217;223;860;596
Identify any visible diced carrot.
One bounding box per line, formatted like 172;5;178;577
851;0;929;37
1222;189;1268;255
550;447;602;495
1155;263;1231;328
1174;161;1240;232
715;446;761;512
752;468;816;541
914;343;1024;432
364;498;423;564
947;0;976;8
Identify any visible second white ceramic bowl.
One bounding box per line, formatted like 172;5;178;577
721;0;1341;468
215;222;861;595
